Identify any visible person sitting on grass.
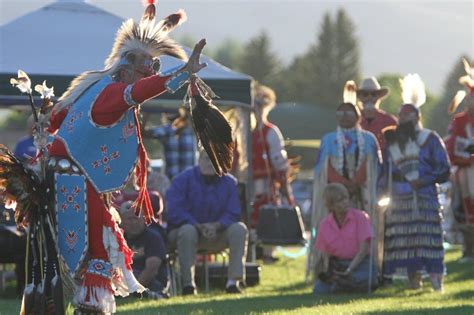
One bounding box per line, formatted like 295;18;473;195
313;183;377;294
119;201;169;299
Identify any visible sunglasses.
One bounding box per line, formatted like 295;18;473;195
336;110;356;118
358;91;379;98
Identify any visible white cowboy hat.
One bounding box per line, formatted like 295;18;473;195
357;77;390;99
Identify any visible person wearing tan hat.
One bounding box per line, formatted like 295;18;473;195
357;77;397;150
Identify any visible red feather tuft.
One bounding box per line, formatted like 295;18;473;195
141;0;156;6
176;9;188;25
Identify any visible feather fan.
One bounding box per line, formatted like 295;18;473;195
191;94;234;176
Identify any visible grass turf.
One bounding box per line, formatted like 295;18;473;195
1;246;473;314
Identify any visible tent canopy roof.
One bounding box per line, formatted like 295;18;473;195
0;0;252;104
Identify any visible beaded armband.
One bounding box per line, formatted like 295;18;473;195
165;70;191;94
123;84;139;107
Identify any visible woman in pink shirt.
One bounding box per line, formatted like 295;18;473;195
313;183;377;294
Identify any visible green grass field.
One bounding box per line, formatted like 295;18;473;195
1;246;473;315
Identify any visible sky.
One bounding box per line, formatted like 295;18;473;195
0;0;473;93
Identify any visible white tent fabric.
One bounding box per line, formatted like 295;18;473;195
0;0;123;76
0;0;251;81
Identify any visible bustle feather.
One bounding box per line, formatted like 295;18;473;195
400;73;426;108
0;145;43;227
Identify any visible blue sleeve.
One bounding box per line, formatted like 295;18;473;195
165;173;198;227
419;133;451;187
217;178;241;228
145;229;166;260
151;125;173;140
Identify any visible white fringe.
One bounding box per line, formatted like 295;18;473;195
73;285;116;314
102;226;146;297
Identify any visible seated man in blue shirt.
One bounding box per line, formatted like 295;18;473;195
166;152;248;295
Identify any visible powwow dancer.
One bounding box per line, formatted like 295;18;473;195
0;1;234;313
309;81;381;280
445;58;474;261
380;74;450;291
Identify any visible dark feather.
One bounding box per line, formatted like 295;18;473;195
192;94;234;175
0;144;42;227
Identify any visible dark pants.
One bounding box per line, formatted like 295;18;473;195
313;257;377;294
0;228;26;296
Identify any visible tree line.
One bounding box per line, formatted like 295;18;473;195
180;8;471;137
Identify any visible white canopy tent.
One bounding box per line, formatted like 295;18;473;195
0;0;252;105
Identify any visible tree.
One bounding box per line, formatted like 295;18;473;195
283;9;361;107
239;31;281;86
427;55;472;136
213;38;243;70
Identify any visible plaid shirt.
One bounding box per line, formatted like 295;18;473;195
151;124;197;179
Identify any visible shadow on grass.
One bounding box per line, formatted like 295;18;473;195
364;306;474;315
118;292;383;315
445;259;474;282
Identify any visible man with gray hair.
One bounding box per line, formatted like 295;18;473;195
357;77;397;151
166;152;248;295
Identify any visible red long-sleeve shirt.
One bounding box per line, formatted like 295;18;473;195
48;74;170;157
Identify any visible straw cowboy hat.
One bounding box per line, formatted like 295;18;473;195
357;77;390;100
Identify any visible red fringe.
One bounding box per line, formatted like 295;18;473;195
132;110;158;225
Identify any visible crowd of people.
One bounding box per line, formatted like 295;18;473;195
0;1;472;313
311;70;474;294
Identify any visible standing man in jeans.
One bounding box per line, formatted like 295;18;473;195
166;152;248;295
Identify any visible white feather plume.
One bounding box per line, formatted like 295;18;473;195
343;80;357;105
400;73;426;108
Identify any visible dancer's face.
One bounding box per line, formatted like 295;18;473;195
336;103;358;129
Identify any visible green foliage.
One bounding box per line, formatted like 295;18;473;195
427;55;472;136
377;73;403;115
0;109;29;130
212;38;244;70
281;8;361;107
239;31;282;87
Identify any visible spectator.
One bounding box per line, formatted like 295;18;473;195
380;74;450;291
312;82;382;276
251;84;294;263
119;201;169;299
313;183;377;294
145;107;198;180
357;77;398;151
166;152;248;295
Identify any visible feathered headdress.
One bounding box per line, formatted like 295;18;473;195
400;73;426;109
57;0;187;110
448;58;474;114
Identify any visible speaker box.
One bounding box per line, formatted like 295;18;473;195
256;205;306;245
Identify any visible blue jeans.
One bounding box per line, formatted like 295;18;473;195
313;257;377;294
